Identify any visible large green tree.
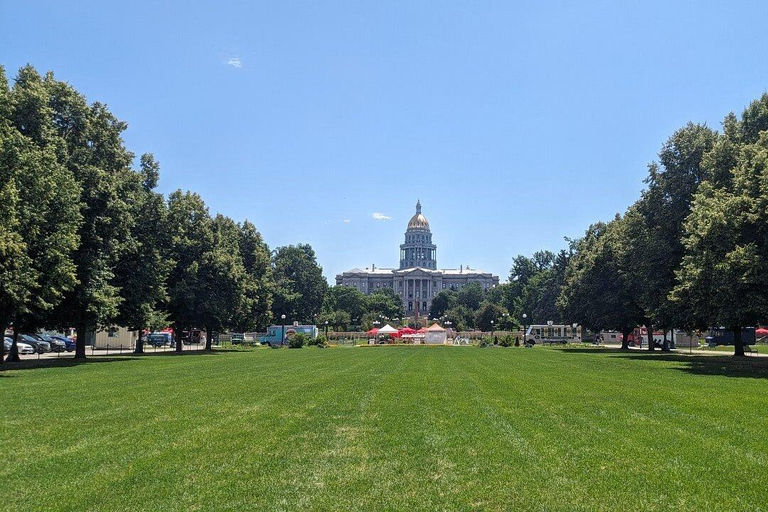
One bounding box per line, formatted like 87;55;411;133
230;220;272;338
1;67;82;361
197;215;247;349
113;154;171;354
33;68;138;358
271;244;327;323
624;123;717;350
559;218;643;349
166;190;214;352
673;97;768;356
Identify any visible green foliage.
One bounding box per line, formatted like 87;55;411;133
271;244;328;323
233;220;273;332
429;289;458;318
309;334;327;347
457;282;484;311
558;219;642;347
288;332;309;348
474;302;506;332
367;287;403;318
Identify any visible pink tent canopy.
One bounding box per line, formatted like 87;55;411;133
367;328;379;335
756;328;768;337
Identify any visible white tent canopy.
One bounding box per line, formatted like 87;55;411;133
378;324;398;334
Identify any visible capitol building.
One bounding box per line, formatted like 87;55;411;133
335;201;499;317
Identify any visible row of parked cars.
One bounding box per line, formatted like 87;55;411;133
3;333;76;355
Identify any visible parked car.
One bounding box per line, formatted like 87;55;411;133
146;332;173;346
50;335;76;352
36;333;66;352
4;337;36;355
20;334;51;353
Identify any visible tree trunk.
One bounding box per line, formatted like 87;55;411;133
134;329;144;354
733;326;745;357
647;323;654;352
75;323;87;359
6;328;21;363
205;326;213;351
662;330;670;352
620;327;631;350
174;325;182;353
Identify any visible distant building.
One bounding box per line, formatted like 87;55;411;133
335;201;499;316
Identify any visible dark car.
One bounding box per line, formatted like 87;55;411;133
146;332;173;346
21;334;51;353
50;335;76;352
36;333;66;352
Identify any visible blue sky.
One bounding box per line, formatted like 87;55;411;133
3;1;768;283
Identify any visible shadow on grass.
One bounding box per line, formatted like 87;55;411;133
555;347;768;379
0;349;224;375
0;356;139;374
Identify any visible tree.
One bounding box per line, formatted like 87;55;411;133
457;282;484;311
231;220;272;339
38;68;137;358
429;289;458;318
271;244;327;323
166;190;214;352
444;305;473;332
113;154;171;354
673;102;768;356
624;123;717;350
558;218;643;349
195;215;249;350
323;286;368;321
367;287;403;319
1;67;81;361
474;302;506;332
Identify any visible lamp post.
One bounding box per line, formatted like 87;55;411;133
522;313;528;345
325;320;329;340
281;314;286;345
491;320;494;342
572;322;578;343
547;320;553;345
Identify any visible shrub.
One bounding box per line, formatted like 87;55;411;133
288;333;310;349
500;335;512;348
309;334;328;348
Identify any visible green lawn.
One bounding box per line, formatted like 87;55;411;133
2;347;768;511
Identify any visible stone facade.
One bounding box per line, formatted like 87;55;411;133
335;201;500;316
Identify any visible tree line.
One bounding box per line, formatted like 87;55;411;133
0;65;327;362
452;94;768;357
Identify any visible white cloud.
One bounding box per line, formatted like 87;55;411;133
344;219;351;224
226;57;242;68
372;213;391;221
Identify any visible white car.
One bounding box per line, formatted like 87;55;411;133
3;337;36;355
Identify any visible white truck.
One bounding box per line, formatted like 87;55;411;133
524;324;581;345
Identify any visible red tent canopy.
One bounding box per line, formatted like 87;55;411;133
399;327;416;335
416;327;427;333
756;328;768;337
367;328;379;335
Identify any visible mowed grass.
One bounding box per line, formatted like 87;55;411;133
2;347;768;511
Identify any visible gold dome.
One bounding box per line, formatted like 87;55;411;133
407;200;430;230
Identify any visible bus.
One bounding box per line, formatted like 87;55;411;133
524;324;581;345
705;327;756;347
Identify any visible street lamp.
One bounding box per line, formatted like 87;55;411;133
325;320;329;340
572;322;578;343
491;320;494;342
281;314;286;345
547;320;553;344
522;313;528;345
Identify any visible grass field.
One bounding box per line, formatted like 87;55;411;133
2;346;768;511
